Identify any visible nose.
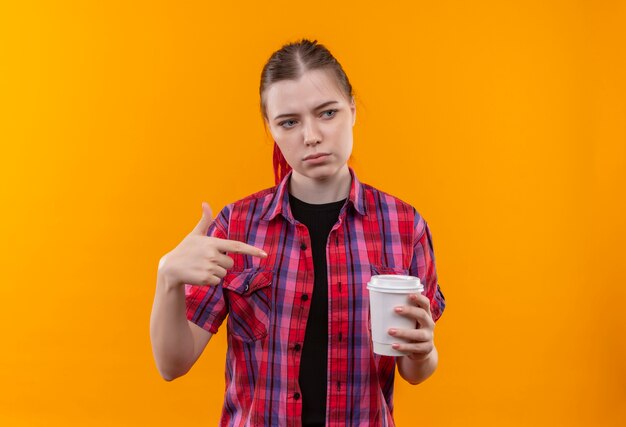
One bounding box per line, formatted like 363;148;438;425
302;119;321;146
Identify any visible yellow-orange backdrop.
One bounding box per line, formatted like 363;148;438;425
1;1;624;425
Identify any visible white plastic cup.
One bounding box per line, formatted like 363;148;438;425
367;274;424;356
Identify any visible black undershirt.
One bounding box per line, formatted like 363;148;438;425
289;193;346;427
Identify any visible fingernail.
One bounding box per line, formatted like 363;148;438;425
260;251;268;257
394;307;403;313
392;343;400;349
389;328;397;335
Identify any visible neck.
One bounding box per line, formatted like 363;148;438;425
288;166;351;204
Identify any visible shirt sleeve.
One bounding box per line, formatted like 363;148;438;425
184;204;232;334
409;210;446;322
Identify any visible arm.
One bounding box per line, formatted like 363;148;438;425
150;266;213;381
390;293;439;384
393;215;446;384
149;202;267;381
397;346;438;385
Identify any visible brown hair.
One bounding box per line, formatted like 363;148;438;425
259;39;354;185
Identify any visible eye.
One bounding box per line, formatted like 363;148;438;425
321;109;338;119
279;119;297;129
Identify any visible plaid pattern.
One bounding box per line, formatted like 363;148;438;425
185;168;445;427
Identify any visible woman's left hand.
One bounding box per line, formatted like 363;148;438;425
388;293;435;361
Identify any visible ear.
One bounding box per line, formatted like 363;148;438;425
350;97;356;126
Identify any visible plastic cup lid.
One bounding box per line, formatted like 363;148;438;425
367;274;423;292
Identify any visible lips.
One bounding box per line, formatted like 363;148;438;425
303;153;330;161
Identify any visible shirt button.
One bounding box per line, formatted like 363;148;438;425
301;294;309;301
293;392;300;400
294;343;301;351
300;243;307;250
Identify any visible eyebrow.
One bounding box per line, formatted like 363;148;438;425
273;101;339;121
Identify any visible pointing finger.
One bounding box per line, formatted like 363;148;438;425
213;238;268;258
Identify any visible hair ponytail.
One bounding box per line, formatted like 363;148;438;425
273;142;292;185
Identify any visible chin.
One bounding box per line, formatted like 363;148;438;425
301;164;346;180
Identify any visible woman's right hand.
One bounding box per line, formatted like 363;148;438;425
158;202;268;288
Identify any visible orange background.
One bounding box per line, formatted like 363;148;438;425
1;1;624;425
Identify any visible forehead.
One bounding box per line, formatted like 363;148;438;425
265;69;347;116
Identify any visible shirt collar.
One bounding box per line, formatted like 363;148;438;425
261;166;367;222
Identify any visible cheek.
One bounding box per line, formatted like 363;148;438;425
337;125;354;152
269;127;288;147
273;133;298;158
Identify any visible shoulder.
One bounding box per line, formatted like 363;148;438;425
206;185;279;237
361;181;418;215
218;185;279;220
230;185;277;208
360;182;427;237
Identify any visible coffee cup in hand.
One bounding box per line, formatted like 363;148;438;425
367;275;424;356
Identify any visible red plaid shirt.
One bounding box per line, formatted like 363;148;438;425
185;168;445;426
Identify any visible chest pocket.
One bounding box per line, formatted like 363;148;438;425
371;264;410;276
222;268;273;343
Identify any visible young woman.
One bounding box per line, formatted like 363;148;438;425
150;39;446;427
